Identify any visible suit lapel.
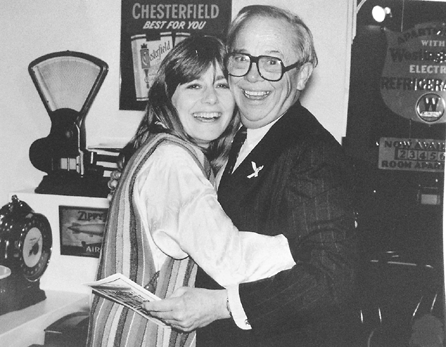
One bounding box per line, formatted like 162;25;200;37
220;102;305;189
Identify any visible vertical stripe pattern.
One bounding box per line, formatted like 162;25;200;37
87;133;212;347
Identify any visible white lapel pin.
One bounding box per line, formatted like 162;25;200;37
247;161;264;178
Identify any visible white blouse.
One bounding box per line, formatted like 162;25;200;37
133;142;295;288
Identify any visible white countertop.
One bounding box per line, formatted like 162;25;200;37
0;290;90;347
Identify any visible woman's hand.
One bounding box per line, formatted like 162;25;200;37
107;170;122;201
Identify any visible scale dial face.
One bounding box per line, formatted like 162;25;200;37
19;215;52;282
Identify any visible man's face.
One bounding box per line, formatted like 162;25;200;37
229;17;308;129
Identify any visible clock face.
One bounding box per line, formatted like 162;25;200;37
23;227;43;268
20;216;52;282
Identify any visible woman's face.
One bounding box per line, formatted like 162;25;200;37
172;64;235;148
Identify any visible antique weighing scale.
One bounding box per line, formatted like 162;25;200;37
0;195;52;315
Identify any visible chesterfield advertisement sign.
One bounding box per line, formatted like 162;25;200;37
381;22;446;124
120;0;232;110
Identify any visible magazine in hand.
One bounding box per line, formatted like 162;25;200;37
86;273;167;327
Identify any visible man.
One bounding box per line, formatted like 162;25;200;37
145;5;358;346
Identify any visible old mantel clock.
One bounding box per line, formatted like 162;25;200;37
0;195;52;315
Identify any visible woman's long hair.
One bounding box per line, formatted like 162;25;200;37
120;35;239;173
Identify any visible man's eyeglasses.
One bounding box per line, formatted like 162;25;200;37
226;53;300;82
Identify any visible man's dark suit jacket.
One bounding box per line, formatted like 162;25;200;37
196;101;359;347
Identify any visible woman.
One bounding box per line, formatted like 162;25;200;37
87;35;295;347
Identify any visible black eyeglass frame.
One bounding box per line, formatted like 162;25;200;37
225;52;301;82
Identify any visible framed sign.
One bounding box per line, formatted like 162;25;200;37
59;205;108;258
378;137;445;172
380;22;446;124
119;0;232;110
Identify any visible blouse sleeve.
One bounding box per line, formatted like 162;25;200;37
133;143;295;287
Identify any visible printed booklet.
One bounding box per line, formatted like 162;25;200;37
86;273;167;327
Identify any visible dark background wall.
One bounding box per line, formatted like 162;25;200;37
345;2;445;342
346;0;445;264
